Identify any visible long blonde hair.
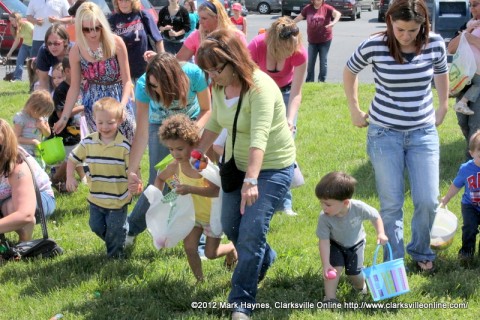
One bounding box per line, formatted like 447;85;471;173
9;12;23;38
266;16;303;61
75;2;116;59
197;0;235;41
0;118;20;178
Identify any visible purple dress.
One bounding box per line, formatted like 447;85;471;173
80;55;136;142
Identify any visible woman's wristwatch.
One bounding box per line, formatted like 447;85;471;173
243;178;258;186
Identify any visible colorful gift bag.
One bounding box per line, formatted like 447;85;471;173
362;243;410;301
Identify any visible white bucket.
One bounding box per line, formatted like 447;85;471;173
430;207;458;250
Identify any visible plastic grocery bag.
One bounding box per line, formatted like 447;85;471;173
449;32;477;96
290;161;305;189
144;186;195;249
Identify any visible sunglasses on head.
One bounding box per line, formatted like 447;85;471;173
82;26;102;34
279;25;300;40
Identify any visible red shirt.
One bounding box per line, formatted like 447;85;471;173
300;3;335;44
230;16;245;32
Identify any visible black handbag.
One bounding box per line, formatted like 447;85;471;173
0;156;63;261
219;93;246;193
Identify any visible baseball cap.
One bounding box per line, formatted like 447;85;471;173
232;3;242;11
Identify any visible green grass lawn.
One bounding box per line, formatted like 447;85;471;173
0;81;477;319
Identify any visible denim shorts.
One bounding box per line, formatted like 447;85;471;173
330;239;365;276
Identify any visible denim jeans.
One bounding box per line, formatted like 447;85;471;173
31;40;44;59
456;92;480;159
164;40;183;55
127;123;170;236
275;90;296;212
13;44;32;80
40;191;56;219
222;165;293;316
459;203;480;257
89;203;128;258
306;40;331;83
367;124;439;262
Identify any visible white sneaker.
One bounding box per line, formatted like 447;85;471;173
232;312;251;320
453;100;474;115
125;235;136;247
284;209;298;216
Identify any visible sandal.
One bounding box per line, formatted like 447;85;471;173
416;260;435;274
224;251;238;271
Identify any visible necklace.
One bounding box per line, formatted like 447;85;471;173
87;45;103;61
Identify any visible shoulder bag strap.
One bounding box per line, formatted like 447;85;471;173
221;92;244;166
21;154;49;240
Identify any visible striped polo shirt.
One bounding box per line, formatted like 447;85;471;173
69;131;131;209
346;33;448;131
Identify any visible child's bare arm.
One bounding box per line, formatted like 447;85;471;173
440;184;461;206
65;159;78;192
371;216;388;245
154;163;177;191
176;180;219;197
36;118;51;137
319;239;335;278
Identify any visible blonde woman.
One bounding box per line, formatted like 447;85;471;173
109;0;164;80
248;16;307;216
175;0;246;62
6;13;34;81
53;2;136;143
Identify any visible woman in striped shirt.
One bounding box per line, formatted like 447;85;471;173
343;0;449;273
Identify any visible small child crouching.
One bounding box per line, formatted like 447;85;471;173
315;172;388;302
66;97;131;258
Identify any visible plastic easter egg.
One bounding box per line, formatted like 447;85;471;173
326;270;337;280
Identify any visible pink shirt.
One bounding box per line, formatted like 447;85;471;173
247;33;307;88
183;28;247;63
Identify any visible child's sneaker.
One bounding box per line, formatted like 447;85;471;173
453;101;474;115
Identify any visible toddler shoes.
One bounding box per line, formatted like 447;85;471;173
453;101;474;115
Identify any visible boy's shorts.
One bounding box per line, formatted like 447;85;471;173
329;239;365;276
195;221;222;238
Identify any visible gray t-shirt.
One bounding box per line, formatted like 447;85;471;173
316;199;380;248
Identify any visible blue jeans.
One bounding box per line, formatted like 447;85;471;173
13;44;32;80
31;40;44;59
459;203;480;257
127;123;170;236
306;40;331;82
275;90;296;212
164;40;183;54
40;191;56;219
89;203;128;258
367;124;439;262
222;165;293;316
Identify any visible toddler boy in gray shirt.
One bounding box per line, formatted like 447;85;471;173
315;171;388;302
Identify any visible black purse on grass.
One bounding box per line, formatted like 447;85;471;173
0;156;63;261
219;93;246;193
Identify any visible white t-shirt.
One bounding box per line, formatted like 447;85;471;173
27;0;70;41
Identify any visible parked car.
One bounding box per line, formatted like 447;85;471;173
326;0;361;20
359;0;374;11
377;0;389;22
280;0;308;16
246;0;281;14
0;0;28;53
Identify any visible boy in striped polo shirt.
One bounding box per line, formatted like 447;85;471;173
66;97;131;258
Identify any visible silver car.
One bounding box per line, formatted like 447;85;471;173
245;0;282;14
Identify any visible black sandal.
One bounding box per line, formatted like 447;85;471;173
417;260;435;274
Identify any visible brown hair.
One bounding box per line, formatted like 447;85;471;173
93;97;125;120
266;16;302;61
159;114;200;146
383;0;430;64
0;119;22;177
145;53;189;107
9;12;23;38
315;171;357;201
113;0;141;12
196;29;256;93
469;130;480;151
25;90;55;118
44;23;70;49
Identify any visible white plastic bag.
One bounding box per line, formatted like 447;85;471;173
449;32;477;96
144;186;195;249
